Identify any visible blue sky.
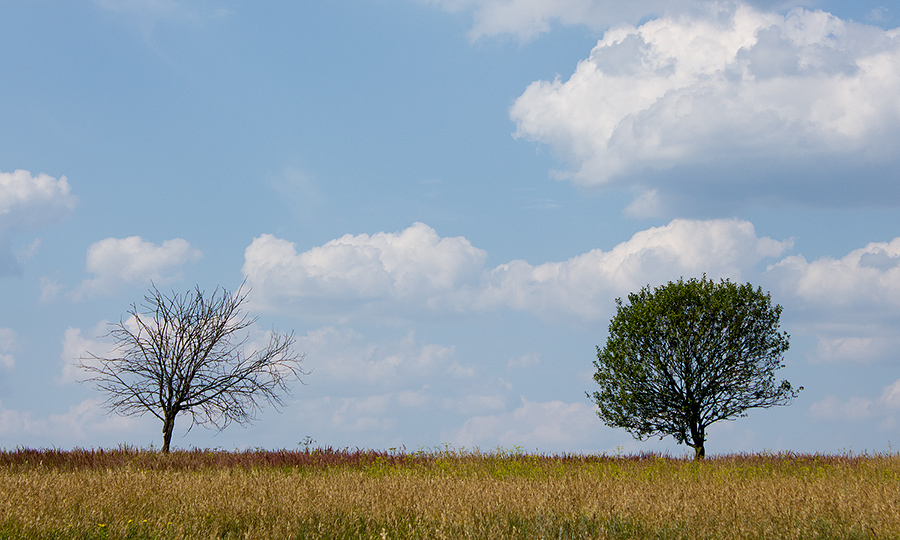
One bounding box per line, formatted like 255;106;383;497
1;0;899;456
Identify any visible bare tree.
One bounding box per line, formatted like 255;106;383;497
79;283;306;452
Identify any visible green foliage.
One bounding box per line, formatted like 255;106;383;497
590;276;802;459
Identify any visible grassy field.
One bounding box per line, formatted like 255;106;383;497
0;446;898;539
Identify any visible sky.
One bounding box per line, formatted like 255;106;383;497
1;0;899;457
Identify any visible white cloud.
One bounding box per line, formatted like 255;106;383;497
510;4;900;210
425;0;668;41
448;397;598;450
880;379;900;409
769;238;900;309
507;352;541;370
447;393;507;415
245;219;789;322
808;379;900;425
423;0;799;41
72;236;202;299
298;326;460;387
0;169;77;229
243;223;487;317
282;326;503;448
0;398;140;443
809;395;876;421
0;328;16;370
0;169;77;273
59;322;118;384
330;394;399;433
39;276;63;303
767;237;900;363
478;218;790;320
811;335;900;364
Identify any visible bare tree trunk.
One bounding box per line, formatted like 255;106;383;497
162;412;176;453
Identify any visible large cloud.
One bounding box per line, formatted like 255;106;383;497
71;236;202;299
243;220;900;363
244;219;790;321
510;4;900;212
478;218;789;320
0;169;78;273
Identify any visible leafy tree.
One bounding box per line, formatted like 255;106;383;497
80;284;306;452
589;276;801;459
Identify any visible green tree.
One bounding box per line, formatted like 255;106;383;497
589;276;801;459
79;284;306;453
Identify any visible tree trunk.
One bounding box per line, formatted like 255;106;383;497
162;411;176;453
692;443;705;460
690;422;706;460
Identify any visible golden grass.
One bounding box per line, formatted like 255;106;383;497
0;448;898;539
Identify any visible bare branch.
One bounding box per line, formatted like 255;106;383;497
78;282;307;452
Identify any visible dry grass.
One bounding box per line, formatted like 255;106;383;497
0;447;898;539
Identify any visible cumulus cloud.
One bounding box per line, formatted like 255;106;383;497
479;218;790;320
768;237;900;363
243;222;487;317
72;236;202;299
510;4;900;212
244;219;790;322
769;238;900;309
0;169;77;273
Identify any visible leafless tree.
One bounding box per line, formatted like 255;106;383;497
79;283;306;452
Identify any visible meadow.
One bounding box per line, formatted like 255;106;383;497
0;445;898;539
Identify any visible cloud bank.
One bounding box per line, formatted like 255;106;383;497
244;219;900;366
244;219;790;322
510;4;900;213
